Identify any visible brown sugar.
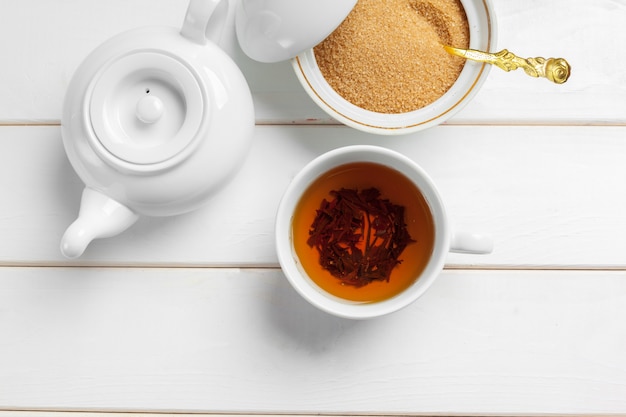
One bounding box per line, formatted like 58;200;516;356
313;0;469;114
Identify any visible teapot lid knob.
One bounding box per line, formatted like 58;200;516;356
136;94;164;124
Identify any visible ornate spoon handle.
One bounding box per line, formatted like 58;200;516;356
443;45;571;84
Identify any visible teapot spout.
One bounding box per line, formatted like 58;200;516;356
61;188;139;258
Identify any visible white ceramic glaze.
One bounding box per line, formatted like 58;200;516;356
275;146;493;319
61;0;254;258
292;0;497;135
235;0;357;63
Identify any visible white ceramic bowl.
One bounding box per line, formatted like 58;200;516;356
275;146;493;319
292;0;496;135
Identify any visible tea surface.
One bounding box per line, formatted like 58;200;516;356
292;162;435;302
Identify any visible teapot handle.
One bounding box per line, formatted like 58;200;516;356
181;0;226;45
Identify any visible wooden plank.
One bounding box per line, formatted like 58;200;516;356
0;125;625;268
0;267;625;415
0;0;624;125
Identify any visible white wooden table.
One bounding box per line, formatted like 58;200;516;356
1;1;626;416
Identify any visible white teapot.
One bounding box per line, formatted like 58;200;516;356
60;0;254;258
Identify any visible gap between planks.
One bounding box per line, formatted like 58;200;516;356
0;410;584;417
2;121;626;128
0;263;624;272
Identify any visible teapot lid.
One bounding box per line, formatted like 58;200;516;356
235;0;357;63
88;51;206;171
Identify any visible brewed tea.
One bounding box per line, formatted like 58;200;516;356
292;162;435;303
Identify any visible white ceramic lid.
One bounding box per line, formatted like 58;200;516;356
88;51;205;169
235;0;356;63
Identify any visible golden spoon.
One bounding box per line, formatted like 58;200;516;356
443;45;571;84
407;0;570;84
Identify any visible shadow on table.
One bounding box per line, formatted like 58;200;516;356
260;271;398;357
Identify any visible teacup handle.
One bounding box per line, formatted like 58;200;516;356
450;231;493;254
181;0;225;45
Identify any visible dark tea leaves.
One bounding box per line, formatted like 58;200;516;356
307;187;415;287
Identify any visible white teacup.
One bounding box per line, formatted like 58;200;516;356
275;145;493;319
292;0;497;134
